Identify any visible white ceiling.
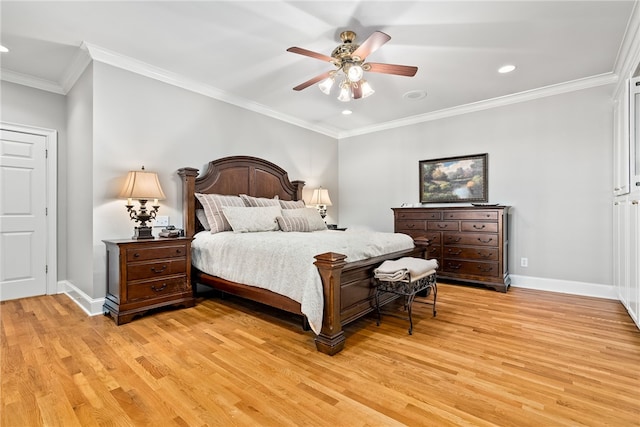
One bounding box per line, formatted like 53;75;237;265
0;1;636;138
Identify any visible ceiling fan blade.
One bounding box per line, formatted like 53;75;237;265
286;47;334;63
292;71;333;91
352;31;391;60
366;62;418;77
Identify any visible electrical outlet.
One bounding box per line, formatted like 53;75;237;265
520;257;528;267
155;215;169;227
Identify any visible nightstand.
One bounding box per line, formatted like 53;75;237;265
103;237;195;325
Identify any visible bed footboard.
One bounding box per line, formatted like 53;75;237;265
314;240;429;356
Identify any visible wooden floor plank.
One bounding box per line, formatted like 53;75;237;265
2;283;639;426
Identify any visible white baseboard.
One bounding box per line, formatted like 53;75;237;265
510;275;617;300
58;280;106;316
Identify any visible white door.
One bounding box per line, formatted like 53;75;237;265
0;129;48;300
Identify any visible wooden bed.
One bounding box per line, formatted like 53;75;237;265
178;156;427;355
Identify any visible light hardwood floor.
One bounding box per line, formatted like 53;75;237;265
2;283;639;426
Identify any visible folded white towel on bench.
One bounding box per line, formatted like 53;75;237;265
374;257;439;282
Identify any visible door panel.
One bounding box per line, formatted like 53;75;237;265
0;129;47;300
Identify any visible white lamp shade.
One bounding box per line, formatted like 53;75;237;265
310;188;332;206
119;170;166;200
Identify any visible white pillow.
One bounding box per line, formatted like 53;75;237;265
195;193;246;234
222;206;282;233
281;207;327;231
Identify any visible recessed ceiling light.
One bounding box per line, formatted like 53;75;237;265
498;65;516;74
342;109;352;115
0;45;9;53
403;90;427;100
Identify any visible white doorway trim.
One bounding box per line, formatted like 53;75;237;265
1;122;57;295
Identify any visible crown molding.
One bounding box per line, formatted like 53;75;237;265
0;68;65;94
612;0;640;99
82;42;341;138
0;39;623;140
337;73;618;139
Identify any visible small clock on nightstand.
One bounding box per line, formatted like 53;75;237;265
102;237;195;325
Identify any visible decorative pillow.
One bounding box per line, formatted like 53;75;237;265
279;199;306;209
240;194;280;207
196;208;210;231
195;193;245;234
222;206;281;233
281;207;327;231
276;216;310;232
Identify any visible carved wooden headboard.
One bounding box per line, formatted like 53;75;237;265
178;156;305;237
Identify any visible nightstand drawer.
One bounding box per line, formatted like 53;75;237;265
127;276;188;302
127;259;187;281
126;243;188;262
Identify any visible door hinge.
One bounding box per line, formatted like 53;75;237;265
46;207;48;216
46;265;48;274
46;149;48;158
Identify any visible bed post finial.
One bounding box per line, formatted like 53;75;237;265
177;167;199;238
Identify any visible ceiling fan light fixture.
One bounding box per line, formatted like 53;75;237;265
318;75;334;95
360;80;375;98
346;63;364;82
337;81;352;102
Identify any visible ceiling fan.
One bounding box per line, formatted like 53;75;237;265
287;30;418;102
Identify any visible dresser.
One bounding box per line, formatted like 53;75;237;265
393;206;510;292
103;237;195;324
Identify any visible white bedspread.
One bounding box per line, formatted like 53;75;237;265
191;229;414;334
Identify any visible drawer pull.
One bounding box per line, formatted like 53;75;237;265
448;237;462;243
447;263;461;270
151;265;168;274
447;249;462;255
437;224;449;229
151;283;167;292
407;224;416;229
478;252;492;259
176;249;183;254
477;266;494;273
133;253;140;258
478;237;493;244
473;224;486;230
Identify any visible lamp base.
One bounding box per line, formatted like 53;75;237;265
132;226;154;240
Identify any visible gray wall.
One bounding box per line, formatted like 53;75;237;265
338;85;613;288
89;62;338;298
0;80;68;280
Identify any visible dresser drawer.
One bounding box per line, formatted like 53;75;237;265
396;220;426;232
127;258;187;281
444;211;498;221
396;211;441;220
423;245;441;259
126;243;188;262
427;221;458;231
127;276;189;302
443;246;498;261
444;232;499;246
461;221;498;233
442;260;500;277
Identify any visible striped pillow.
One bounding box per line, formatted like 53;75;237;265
240;194;280;207
276;216;310;232
279;199;306;209
195;193;245;233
